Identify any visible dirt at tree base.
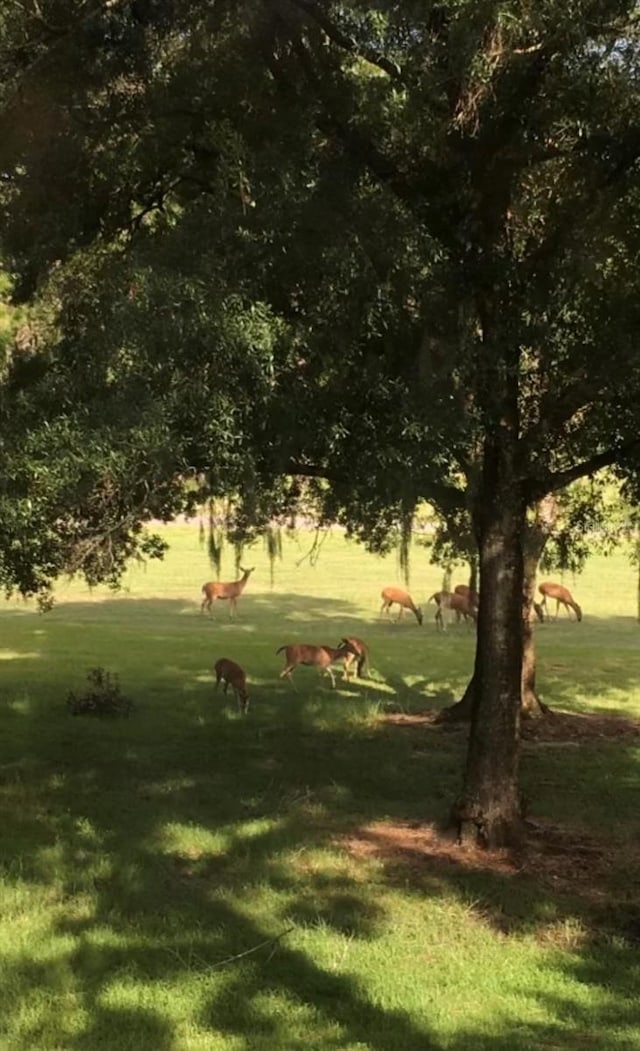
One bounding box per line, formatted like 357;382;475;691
341;816;632;909
363;707;640;918
520;709;640;743
384;707;640;743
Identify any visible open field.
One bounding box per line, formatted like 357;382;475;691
0;525;639;1051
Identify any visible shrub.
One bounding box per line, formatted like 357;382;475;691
67;667;133;718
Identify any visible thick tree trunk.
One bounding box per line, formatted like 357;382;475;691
438;495;557;723
450;435;527;850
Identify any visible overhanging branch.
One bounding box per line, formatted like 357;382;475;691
286;0;403;80
528;439;640;501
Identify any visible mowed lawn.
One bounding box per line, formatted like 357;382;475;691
0;524;639;1051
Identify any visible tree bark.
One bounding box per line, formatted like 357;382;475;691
437;495;557;723
520;500;557;717
450;431;527;850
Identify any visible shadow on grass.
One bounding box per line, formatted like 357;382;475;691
0;598;639;1048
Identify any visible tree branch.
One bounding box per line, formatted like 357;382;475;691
528;440;640;502
286;0;403;80
273;16;457;247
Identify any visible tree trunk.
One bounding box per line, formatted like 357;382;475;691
520;550;548;717
468;556;479;594
450;434;527;850
437;495;557;723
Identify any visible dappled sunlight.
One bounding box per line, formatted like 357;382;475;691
0;538;639;1049
0;649;42;661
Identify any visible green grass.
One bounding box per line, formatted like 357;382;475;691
0;525;639;1050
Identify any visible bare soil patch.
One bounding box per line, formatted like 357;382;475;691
373;708;640;916
384;707;640;744
341;816;633;908
521;709;640;743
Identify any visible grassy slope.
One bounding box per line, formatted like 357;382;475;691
0;525;639;1051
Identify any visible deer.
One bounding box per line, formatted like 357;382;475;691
429;591;478;631
337;636;369;680
200;566;255;617
454;584;479;609
380;587;423;625
276;640;358;689
538;581;582;622
213;657;250;714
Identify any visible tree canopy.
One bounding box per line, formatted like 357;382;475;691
3;1;640;843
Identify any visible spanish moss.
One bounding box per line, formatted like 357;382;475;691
296;526;330;568
264;524;283;587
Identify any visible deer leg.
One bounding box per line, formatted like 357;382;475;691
280;666;297;689
324;666;337;688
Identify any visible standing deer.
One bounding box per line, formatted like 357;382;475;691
213;657;250;713
276;641;358;688
429;591;478;631
337;636;369;680
454;584;479;608
380;587;423;625
538;581;582;622
201;566;255;617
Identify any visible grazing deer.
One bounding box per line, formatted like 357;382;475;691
532;600;545;623
201;566;255;617
538;581;582;622
429;591;478;631
380;587;423;625
214;657;250;713
276;641;358;689
338;636;369;680
454;584;479;608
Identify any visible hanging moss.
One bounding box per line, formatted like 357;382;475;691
264;524;283;587
295;526;329;568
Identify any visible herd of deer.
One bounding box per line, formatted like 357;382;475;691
203;568;582;714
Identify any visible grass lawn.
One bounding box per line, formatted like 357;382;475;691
0;524;639;1051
